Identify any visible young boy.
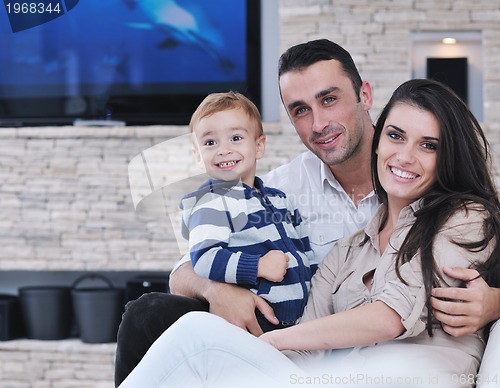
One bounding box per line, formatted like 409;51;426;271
180;91;313;331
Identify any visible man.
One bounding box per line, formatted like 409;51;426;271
114;39;500;387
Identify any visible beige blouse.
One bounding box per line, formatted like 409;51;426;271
293;200;492;381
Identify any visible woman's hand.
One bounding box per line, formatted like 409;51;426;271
259;330;282;350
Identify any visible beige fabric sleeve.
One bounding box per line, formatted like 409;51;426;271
378;205;490;339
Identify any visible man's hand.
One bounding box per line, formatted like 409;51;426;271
431;267;500;336
205;281;279;336
257;250;289;282
170;262;279;336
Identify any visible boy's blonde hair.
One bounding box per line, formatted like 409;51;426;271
189;91;264;138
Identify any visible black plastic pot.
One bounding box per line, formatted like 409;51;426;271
19;286;73;340
72;273;125;343
0;294;24;340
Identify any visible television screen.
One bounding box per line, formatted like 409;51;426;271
0;0;261;126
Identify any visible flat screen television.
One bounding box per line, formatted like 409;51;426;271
0;0;261;126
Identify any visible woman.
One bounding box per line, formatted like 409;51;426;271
119;79;500;388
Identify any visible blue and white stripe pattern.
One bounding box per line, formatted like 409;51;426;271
180;177;313;324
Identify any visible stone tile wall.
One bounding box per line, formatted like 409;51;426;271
0;340;114;388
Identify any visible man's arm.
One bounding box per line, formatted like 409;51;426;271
431;267;500;336
169;261;279;336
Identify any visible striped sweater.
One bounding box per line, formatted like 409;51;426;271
180;177;313;324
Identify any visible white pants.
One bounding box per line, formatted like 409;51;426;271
119;311;477;388
118;311;304;388
477;320;500;388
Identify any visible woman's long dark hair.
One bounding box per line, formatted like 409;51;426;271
371;79;500;335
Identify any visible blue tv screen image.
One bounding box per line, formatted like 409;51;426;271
0;0;261;125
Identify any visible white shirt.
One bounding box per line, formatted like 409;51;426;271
172;150;380;272
262;150;380;265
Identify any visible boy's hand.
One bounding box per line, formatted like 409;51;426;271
257;250;289;282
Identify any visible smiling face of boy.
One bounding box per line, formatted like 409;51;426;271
192;107;266;187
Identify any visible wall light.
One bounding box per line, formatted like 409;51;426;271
442;37;457;44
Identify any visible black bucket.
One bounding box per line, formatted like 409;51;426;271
72;273;124;343
0;294;24;340
19;286;73;340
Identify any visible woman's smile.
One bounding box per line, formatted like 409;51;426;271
389;166;419;181
377;102;439;209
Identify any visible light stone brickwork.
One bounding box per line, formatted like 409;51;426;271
0;340;115;388
1;0;500;386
